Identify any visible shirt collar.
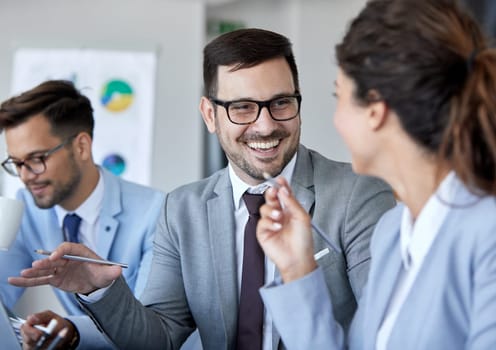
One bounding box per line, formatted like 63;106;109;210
400;171;459;269
55;169;105;227
229;153;297;210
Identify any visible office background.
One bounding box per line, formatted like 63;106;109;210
0;0;492;323
0;0;368;198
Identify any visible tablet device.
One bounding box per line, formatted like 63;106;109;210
0;300;22;350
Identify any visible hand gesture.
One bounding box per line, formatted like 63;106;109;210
257;176;317;283
8;242;121;295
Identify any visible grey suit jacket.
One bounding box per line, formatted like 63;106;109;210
261;179;496;349
81;145;395;350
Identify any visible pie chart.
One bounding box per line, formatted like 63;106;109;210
102;154;126;176
101;79;134;112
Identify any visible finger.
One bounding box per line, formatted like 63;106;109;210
21;262;64;277
257;216;283;236
21;321;44;348
21;328;41;349
30;258;65;270
259;203;282;222
263;187;282;209
275;176;291;191
276;185;308;220
8;275;54;287
27;310;57;325
51;242;100;260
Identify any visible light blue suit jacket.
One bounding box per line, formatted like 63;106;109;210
0;168;165;349
261;181;496;349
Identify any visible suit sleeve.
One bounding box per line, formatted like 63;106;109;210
129;191;165;299
342;176;396;300
81;195;194;350
467;222;496;348
260;268;345;350
0;236;31;307
0;191;34;308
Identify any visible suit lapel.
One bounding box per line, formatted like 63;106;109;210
95;170;120;259
207;170;238;346
291;145;316;215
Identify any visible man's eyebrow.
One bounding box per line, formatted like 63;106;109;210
7;149;50;160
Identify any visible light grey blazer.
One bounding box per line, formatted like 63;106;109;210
81;145;395;350
261;181;496;349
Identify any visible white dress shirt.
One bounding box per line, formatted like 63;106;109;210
229;154;297;350
54;170;104;251
376;172;458;349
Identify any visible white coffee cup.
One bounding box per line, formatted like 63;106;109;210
0;196;24;250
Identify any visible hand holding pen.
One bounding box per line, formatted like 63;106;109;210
257;175;322;283
34;318;57;350
20;311;75;350
262;173;341;253
8;242;122;295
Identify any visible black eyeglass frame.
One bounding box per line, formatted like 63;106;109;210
210;93;302;125
1;135;77;177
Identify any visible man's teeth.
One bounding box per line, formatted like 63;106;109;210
247;140;279;149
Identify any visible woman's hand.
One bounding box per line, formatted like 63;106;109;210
257;177;317;283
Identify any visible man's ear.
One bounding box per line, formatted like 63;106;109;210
367;90;388;131
74;132;93;161
199;96;217;134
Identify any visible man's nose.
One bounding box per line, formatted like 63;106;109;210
19;164;37;183
253;106;277;128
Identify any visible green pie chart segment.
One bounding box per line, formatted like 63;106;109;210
101;80;134;112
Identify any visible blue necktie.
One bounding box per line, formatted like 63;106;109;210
236;192;265;350
63;213;81;243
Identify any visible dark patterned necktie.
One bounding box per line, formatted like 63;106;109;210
236;192;265;350
63;213;81;243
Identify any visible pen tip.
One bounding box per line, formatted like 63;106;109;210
262;172;271;180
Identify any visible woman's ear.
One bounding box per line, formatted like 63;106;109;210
367;90;388;131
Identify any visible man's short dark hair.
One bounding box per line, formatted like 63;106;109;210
203;28;300;97
0;80;94;138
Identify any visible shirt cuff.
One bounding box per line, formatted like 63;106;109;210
77;280;115;303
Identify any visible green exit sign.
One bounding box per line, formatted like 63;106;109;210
207;20;245;36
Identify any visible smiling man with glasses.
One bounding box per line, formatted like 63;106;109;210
0;80;165;349
8;29;396;349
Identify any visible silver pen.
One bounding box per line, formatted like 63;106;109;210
35;249;128;268
262;172;342;254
